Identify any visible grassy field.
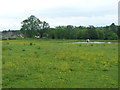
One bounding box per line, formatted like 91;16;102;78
2;39;118;88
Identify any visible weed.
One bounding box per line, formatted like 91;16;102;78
79;44;81;46
34;52;37;54
91;44;93;46
9;48;12;50
29;42;33;45
38;47;41;49
22;49;25;51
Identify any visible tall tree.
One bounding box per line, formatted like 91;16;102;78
109;23;117;33
117;26;120;39
21;15;42;38
21;15;50;38
87;25;98;39
66;25;74;39
38;21;50;38
97;29;105;39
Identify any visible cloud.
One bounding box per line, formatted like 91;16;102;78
0;0;118;30
1;14;116;30
35;6;117;18
45;14;117;27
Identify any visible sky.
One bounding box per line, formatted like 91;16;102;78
0;0;119;31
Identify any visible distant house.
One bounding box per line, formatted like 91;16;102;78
2;32;24;38
2;32;13;37
0;33;2;37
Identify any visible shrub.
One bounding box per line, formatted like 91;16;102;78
22;49;25;51
29;43;33;45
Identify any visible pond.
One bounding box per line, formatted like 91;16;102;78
72;42;111;44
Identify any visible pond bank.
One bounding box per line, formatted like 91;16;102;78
72;42;112;44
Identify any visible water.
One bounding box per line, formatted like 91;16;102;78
73;42;111;44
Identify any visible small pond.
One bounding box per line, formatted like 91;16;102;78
72;42;111;44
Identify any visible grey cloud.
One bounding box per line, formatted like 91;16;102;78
36;6;117;18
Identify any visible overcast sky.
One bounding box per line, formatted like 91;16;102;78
0;0;119;30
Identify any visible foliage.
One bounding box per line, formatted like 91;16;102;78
20;15;50;38
46;24;119;40
2;17;119;40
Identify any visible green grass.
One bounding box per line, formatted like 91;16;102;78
2;39;118;88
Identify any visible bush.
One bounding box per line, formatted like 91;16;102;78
29;42;33;45
2;37;8;40
8;37;17;40
2;37;17;40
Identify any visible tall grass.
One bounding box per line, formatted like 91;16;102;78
2;40;118;88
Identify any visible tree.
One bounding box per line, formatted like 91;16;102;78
21;15;42;38
107;32;118;40
21;15;50;38
109;23;117;33
117;26;120;39
37;21;50;38
82;29;90;39
97;29;105;40
65;25;74;39
87;25;98;39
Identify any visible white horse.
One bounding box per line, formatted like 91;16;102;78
35;36;40;39
86;39;90;43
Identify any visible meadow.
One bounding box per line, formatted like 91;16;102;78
2;39;118;88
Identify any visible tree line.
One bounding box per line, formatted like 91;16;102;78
2;15;120;40
47;24;119;40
